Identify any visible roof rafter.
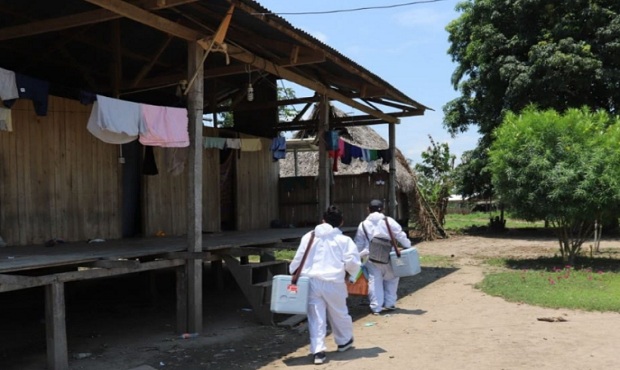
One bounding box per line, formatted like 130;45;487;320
82;0;399;123
0;0;198;41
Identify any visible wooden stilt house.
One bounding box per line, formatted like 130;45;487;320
0;1;428;369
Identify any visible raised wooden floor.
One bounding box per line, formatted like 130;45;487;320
0;227;335;370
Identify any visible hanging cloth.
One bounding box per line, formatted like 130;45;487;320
340;140;352;165
270;136;286;160
2;73;50;116
142;146;159;175
0;67;18;101
240;138;262;151
225;138;241;149
203;137;227;149
86;96;142;144
378;149;392;164
139;104;189;148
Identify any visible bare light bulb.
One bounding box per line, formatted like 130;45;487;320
247;83;254;102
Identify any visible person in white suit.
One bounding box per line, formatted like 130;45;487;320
354;199;411;315
289;205;361;365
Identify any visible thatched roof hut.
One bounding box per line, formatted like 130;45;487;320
279;125;416;193
276;104;417;227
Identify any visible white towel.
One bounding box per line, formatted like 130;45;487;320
0;67;19;101
86;98;140;144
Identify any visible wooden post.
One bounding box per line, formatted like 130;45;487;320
186;40;204;333
388;122;396;218
45;282;68;370
317;95;330;217
176;266;188;333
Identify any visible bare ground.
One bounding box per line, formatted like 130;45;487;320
2;230;620;370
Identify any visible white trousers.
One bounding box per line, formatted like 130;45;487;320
307;278;354;354
366;261;399;313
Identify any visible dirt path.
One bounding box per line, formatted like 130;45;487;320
259;234;620;370
3;233;619;370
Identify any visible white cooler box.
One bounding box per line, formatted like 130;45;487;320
390;247;421;278
270;275;310;315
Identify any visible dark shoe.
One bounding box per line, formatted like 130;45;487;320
337;338;354;352
313;351;326;365
383;306;396;311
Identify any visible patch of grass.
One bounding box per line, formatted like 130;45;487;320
247;249;296;263
477;257;620;312
444;212;545;232
484;258;508;268
419;254;457;268
275;249;296;261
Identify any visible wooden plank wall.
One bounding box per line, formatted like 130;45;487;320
142;127;220;236
279;175;410;227
0;97;121;245
235;134;279;230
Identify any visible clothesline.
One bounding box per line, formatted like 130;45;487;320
1;66;190;148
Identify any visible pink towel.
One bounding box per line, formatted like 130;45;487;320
139;104;189;147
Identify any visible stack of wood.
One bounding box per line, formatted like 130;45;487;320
408;177;447;241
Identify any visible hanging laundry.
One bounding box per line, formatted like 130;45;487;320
349;144;362;159
361;148;370;162
2;73;50;116
225;138;241;149
142;146;159;175
203;137;226;149
86;95;142;144
323;130;339;150
240;138;262;151
340;140;352;165
139;103;189;148
270;136;286;160
0;67;18;101
79;90;97;105
378;149;392;164
0;106;12;131
328;149;340;172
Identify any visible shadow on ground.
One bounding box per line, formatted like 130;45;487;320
0;265;457;370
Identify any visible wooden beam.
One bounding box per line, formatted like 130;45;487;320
83;0;201;40
225;44;399;124
90;259;141;269
7;0;409;121
0;0;198;41
0;260;186;293
131;34;174;87
233;0;426;110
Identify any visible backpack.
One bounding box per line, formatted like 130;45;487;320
362;219;395;264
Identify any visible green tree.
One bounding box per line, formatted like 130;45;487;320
445;0;620;190
453;142;492;200
414;136;455;225
488;107;620;264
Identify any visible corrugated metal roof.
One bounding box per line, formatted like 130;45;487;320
0;0;427;126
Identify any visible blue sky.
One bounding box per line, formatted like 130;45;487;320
257;0;480;165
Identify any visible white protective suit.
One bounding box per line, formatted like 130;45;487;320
354;212;412;313
289;223;361;355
